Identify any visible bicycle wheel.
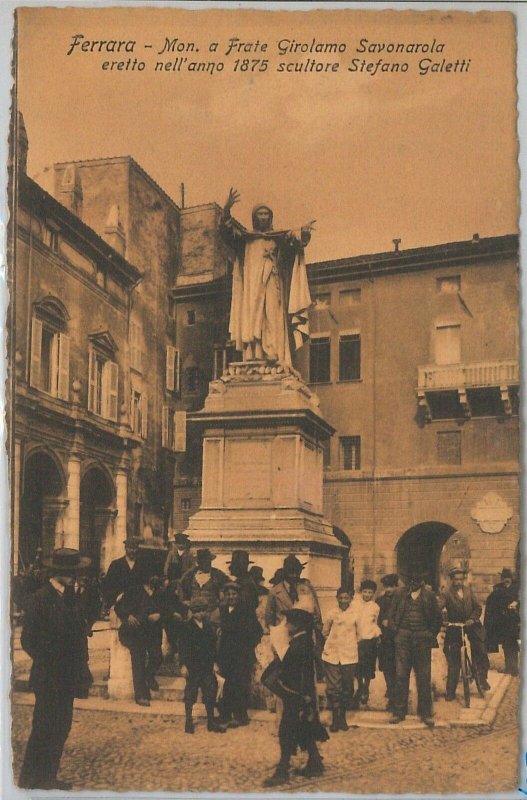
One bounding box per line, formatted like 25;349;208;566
471;662;486;699
460;650;471;708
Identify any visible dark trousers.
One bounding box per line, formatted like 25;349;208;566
184;668;217;710
130;635;163;701
19;688;74;789
503;638;519;675
323;661;356;709
277;699;321;772
394;629;433;719
445;630;490;697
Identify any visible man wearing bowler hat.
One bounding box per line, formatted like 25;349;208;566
164;531;196;583
179;548;228;614
388;567;442;727
18;548;93;790
102;535;143;610
265;554;322;630
440;566;490;699
484;567;520;676
227;549;258;610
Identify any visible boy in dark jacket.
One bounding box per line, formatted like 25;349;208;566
377;574;399;711
484;567;520;676
217;581;263;727
179;595;225;734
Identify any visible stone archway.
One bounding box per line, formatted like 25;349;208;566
80;465;116;573
19;449;66;569
396;521;460;590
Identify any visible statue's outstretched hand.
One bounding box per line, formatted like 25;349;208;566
224;187;240;215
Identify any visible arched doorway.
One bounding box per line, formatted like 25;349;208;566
333;526;353;592
80;465;115;573
396;522;459;590
19;449;65;570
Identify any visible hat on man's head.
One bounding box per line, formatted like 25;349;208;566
249;565;265;583
381;573;399;588
174;532;190;546
448;566;467;579
269;568;284;586
196;548;216;564
284;607;313;631
283;554;307;574
501;567;514;580
42;548;91;572
227;550;254;568
124;535;142;547
190;595;209;612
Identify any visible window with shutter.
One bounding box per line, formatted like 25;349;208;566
57;333;70;400
339;334;361;381
309;336;331;383
435;322;461;365
29;317;43;389
106;360;119;421
162;406;170;448
141;390;148;438
88;349;96;412
166;345;176;391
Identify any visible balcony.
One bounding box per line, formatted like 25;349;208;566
417;359;519;420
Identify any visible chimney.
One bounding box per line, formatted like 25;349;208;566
104;204;126;256
58;164;83;217
393;238;402;253
472;233;480;244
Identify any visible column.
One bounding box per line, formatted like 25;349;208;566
64;456;81;549
107;469;133;700
12;440;21;574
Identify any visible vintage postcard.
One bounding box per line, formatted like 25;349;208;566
6;3;521;796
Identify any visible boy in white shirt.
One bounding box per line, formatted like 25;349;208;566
322;587;359;732
354;580;381;706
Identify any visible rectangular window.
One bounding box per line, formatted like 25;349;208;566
130;387;147;438
88;349;119;421
437;276;461;294
320;438;331;468
162;406;175;450
340;436;361;470
185;366;200;393
339;288;361;306
437;431;461;464
44;225;59;252
339;334;361;381
435;323;461;365
30;318;70;400
213;345;236;379
181;498;191;511
166;346;180;392
186;309;196;326
129;320;143;372
309;336;331;383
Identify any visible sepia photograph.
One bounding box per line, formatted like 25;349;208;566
5;3;522;796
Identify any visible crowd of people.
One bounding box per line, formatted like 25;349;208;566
14;532;521;790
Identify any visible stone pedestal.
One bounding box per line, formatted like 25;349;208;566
107;610;134;700
187;361;346;612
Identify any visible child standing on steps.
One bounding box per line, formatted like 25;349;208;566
321;587;360;732
354;580;381;706
179;595;225;734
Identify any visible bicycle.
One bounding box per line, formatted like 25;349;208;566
446;622;485;708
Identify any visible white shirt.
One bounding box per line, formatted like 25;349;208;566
322;605;359;665
352;596;381;641
195;571;210;588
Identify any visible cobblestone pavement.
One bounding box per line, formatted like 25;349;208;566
10;678;519;794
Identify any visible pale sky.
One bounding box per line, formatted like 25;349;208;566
16;6;519;262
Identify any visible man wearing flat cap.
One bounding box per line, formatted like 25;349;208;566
102;535;143;610
484;567;520;676
388;568;442;727
440;567;490;699
18;548;93;791
179;548;228;615
163;531;196;583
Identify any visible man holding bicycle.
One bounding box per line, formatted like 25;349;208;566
441;567;490;701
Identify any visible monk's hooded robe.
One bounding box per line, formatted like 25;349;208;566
220;205;312;367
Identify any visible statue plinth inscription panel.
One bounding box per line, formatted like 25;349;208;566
224;439;272;505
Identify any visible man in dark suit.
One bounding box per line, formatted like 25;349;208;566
102;535;143;609
484;567;520;676
377;573;399;712
388;569;442;727
179;548;228;614
163;531;196;583
441;567;490;699
115;568;164;706
226;550;259;610
18;548;93;791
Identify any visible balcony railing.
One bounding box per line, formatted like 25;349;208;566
417;359;519;392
